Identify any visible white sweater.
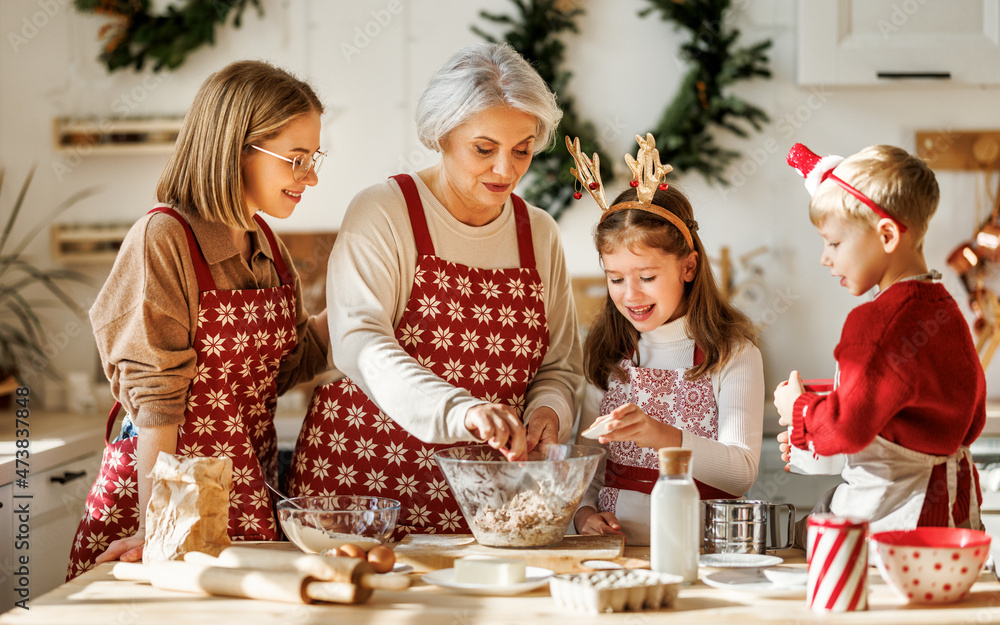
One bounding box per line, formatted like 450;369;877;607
325;174;583;444
578;316;764;510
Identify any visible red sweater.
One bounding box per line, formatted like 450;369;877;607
791;281;986;527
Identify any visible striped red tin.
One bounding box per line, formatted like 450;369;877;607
807;514;869;612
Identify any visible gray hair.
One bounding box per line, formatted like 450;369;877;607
415;42;563;154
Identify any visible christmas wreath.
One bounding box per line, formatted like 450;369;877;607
474;0;771;218
473;0;602;221
74;0;263;73
641;0;772;185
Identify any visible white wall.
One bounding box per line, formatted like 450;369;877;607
2;0;1000;410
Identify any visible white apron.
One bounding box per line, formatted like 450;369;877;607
830;436;980;533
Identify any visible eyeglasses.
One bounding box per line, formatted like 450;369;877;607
250;145;327;182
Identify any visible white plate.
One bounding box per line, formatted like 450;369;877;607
702;569;806;598
421;566;554;596
699;553;783;568
580;416;613;439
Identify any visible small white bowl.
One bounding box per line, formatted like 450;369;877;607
762;566;808;588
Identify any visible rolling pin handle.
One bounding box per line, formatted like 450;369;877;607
360;573;411;590
112;562;151;582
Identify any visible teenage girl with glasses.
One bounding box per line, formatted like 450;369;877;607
67;60;330;578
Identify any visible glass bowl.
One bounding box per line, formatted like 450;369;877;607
434;444;605;548
277;495;400;554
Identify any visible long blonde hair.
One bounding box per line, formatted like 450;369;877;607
156;60;324;230
584;185;757;390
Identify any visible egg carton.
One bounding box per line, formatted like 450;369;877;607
548;569;683;614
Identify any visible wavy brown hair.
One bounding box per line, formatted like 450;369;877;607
584;185;757;390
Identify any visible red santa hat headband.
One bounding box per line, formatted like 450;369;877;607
786;143;907;233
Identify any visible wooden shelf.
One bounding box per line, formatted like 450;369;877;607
53;116;183;155
49;223;131;263
916;130;1000;170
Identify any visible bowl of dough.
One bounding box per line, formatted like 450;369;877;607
277;495;401;554
434;444;604;548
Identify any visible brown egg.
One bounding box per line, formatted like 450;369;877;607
367;545;396;574
339;543;367;559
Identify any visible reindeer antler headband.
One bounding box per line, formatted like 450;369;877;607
786;143;908;233
566;133;695;250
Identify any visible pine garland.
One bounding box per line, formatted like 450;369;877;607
74;0;263;73
473;0;603;221
641;0;772;185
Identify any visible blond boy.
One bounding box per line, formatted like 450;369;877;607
774;144;985;532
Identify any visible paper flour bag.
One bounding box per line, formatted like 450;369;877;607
143;452;233;564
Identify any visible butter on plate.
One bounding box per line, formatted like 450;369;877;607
454;556;527;585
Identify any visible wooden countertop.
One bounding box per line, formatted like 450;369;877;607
3;546;1000;624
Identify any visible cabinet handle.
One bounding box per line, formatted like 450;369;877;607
877;71;951;80
50;470;87;484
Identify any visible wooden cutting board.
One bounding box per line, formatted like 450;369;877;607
394;534;625;573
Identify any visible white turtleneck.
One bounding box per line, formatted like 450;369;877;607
577;316;764;511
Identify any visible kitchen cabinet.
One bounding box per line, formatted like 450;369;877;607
798;0;1000;85
23;454;100;604
0;410;108;613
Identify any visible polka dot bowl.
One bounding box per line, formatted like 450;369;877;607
870;527;990;604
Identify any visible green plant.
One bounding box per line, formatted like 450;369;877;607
0;167;95;386
73;0;263;73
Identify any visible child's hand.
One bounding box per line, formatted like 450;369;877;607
598;403;681;450
575;506;625;539
776;428;792;472
773;370;805;426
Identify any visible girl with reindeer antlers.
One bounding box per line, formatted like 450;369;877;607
568;133;764;545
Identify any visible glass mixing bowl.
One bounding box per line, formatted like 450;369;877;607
277;495;400;554
435;444;605;548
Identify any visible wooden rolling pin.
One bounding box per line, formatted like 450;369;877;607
113;561;375;604
196;546;409;592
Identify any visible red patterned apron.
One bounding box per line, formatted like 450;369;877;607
285;174;548;538
67;206;298;579
597;346;736;517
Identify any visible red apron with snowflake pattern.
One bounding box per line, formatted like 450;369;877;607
66;206;298;580
285;174;548;538
597;346;737;520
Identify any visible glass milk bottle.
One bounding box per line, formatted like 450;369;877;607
650;447;699;582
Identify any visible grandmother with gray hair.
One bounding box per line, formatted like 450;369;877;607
285;42;583;536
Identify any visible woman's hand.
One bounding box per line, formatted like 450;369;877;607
574;506;625;539
95;529;145;565
598;403;681;450
776;428;792;472
524;406;559;453
465;403;527;461
773;371;805;426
